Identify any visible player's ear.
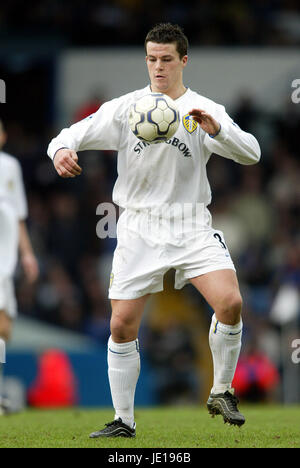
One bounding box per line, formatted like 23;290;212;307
182;55;188;68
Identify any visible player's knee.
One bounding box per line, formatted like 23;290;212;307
110;318;126;341
110;315;136;342
216;293;243;325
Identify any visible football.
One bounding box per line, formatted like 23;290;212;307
128;93;180;144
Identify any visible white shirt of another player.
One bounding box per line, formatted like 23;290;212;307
0;152;28;276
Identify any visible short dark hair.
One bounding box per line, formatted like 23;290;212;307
145;23;189;59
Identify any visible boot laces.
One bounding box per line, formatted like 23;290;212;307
224;391;239;411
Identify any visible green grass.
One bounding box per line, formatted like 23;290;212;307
0;405;299;448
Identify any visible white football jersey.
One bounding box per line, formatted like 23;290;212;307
0;152;28;276
48;86;260;225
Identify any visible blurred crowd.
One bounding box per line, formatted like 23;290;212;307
1;0;300;47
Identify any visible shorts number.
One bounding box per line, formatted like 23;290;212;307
213;232;227;249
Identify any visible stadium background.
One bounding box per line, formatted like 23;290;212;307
0;0;299;408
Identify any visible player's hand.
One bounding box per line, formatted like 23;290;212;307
188;109;221;136
54;148;82;178
21;253;39;284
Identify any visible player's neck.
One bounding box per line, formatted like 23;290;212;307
150;84;187;101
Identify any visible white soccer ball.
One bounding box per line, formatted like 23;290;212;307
128;93;180;144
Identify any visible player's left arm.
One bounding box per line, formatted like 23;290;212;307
18;220;39;284
13;159;39;283
189;107;261;165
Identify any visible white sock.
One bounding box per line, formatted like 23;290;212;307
209;313;242;395
107;336;140;429
0;338;5;401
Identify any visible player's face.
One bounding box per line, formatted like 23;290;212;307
146;42;187;97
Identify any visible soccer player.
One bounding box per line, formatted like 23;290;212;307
48;23;261;436
0;119;39;413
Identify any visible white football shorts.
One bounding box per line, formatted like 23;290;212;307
0;276;17;319
108;210;236;300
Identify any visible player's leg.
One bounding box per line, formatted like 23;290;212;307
90;295;148;438
190;268;242;325
190;269;245;425
108;296;148;427
0;309;12;415
90;210;166;437
110;296;148;343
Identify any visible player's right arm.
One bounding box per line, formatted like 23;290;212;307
53;148;82;178
48;98;123;178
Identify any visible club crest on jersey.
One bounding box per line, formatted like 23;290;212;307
183;114;198;134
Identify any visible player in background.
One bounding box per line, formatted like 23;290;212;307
0;119;39;414
48;23;261;436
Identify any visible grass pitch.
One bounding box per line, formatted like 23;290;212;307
0;405;299;448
